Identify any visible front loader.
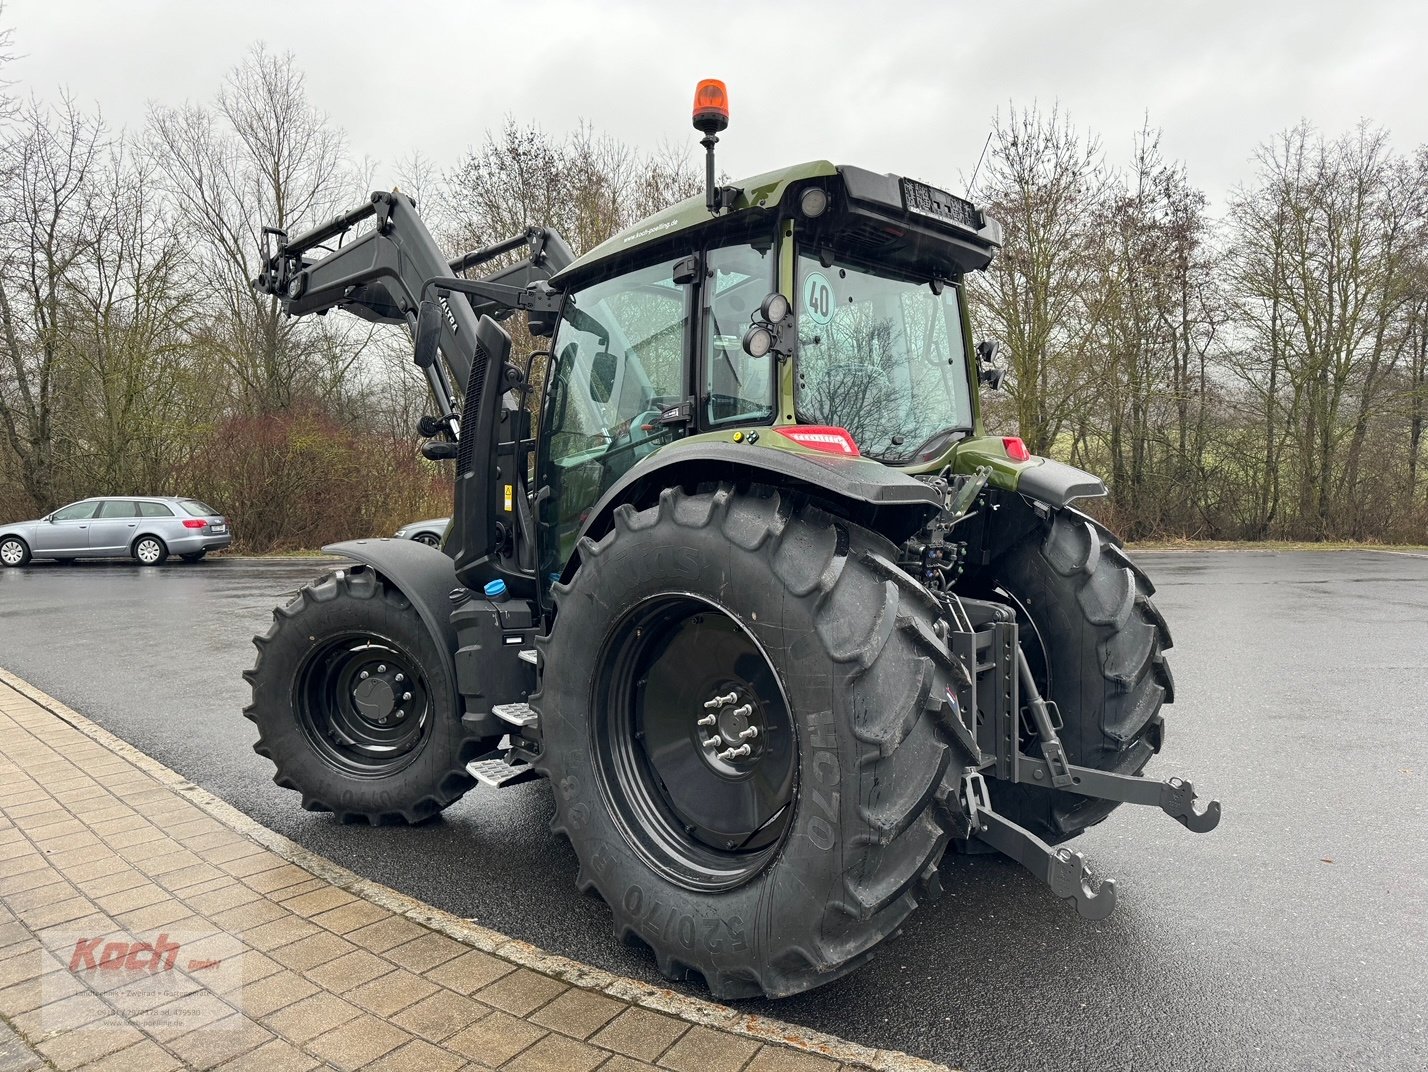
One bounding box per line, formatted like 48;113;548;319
246;80;1219;1000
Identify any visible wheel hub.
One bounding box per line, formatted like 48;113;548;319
697;691;766;769
296;638;428;775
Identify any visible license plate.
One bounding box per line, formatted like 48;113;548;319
901;178;982;231
212;524;227;534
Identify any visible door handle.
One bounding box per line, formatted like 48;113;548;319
127;523;136;528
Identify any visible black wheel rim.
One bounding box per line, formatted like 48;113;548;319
294;633;432;776
592;595;797;892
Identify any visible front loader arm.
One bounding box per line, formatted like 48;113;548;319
254;190;572;422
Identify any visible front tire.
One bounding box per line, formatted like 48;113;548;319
975;510;1174;844
0;537;30;568
244;568;488;823
536;485;970;999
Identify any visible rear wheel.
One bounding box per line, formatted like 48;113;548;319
0;537;29;568
973;509;1173;844
413;533;440;548
536;485;971;999
244;568;488;823
133;536;168;566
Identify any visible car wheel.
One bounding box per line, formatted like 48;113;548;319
133;536;168;566
414;533;440;547
0;536;30;568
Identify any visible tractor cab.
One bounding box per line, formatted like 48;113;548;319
533;103;1004;587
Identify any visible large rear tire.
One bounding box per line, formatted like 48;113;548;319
244;568;487;824
535;485;971;999
975;509;1174;844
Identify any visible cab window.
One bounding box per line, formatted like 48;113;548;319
539;256;690;578
704;241;775;425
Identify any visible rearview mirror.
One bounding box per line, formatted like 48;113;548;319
413;299;442;369
589;351;618;403
976;339;1006;390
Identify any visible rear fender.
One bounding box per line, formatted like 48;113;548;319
567;440;943;581
322;539;460;702
950;437;1107;509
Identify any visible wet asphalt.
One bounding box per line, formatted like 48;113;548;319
0;551;1424;1072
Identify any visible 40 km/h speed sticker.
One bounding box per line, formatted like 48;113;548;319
802;272;835;327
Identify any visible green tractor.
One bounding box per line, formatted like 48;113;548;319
247;80;1217;999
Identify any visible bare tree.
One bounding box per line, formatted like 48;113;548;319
970;104;1110;456
0;95;104;509
148;44;363;414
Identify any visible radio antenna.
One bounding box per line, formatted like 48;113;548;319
965;131;993;200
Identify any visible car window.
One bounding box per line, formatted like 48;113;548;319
50;501;98;521
179;500;217;517
138;502;175;518
97;500;138;519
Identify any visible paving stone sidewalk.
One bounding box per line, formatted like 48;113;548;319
0;676;948;1072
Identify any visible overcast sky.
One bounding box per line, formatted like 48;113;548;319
6;0;1424;212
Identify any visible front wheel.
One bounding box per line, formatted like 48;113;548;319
0;537;30;568
535;485;971;999
413;533;440;548
244;568;488;823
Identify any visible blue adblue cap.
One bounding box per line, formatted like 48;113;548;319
483;579;507;598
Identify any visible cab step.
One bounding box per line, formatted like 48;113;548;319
492;703;538;729
466;753;542;789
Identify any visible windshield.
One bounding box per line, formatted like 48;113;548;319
795;249;972;463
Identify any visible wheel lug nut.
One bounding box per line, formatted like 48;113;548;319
703;692;738;710
377;664;387;673
378;716;387;725
702;736;720;750
738;726;758;740
402;692;412;701
395;673;404;683
730;703;753;719
359;671;369;680
696;714;717;727
717;744;752;761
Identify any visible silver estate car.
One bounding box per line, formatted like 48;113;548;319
394;517;450;547
0;496;231;567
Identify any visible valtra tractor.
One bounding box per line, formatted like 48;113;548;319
246;81;1219;999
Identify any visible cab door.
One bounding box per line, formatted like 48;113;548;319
31;501;98;553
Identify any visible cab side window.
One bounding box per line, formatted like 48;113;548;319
704;242;775;425
539;256;690;579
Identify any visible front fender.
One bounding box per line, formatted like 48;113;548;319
322;538;459;660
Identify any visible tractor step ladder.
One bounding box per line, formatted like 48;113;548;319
466;752;541;789
492;703;538;728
